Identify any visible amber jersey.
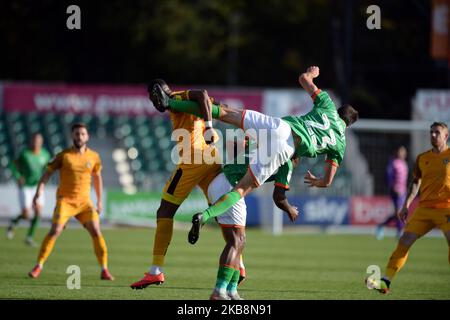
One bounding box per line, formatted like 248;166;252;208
47;147;102;202
413;147;450;208
169;90;218;165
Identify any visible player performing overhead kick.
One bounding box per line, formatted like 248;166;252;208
151;66;359;244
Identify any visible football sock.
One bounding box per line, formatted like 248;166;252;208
150;266;163;275
385;243;409;280
27;216;40;238
215;265;235;295
201;190;242;223
168;99;221;119
227;269;240;294
152;218;174;268
37;234;57;266
92;235;108;269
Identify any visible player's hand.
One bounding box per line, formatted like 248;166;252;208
307;66;320;78
203;127;216;145
304;170;319;187
32;193;40;210
397;206;408;224
97;202;103;215
287;205;299;223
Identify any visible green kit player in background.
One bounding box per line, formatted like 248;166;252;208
7;133;51;246
150;66;359;244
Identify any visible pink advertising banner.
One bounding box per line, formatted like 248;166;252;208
2;83;262;115
350;196;395;225
350;196;419;226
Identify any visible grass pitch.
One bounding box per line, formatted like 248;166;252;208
0;225;449;300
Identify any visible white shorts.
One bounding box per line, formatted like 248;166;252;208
19;186;43;210
207;173;247;227
242;110;295;186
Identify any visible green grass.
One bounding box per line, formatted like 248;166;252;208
0;226;449;300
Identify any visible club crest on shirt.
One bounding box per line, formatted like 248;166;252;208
443;158;450;165
86;161;92;169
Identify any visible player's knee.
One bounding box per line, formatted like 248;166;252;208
399;232;418;247
157;200;178;218
22;209;31;220
238;233;246;251
49;225;63;237
91;230;102;238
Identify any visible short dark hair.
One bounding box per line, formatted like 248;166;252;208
430;121;448;131
71;122;88;132
338;104;359;127
147;79;171;95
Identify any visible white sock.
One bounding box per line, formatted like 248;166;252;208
150;265;163;275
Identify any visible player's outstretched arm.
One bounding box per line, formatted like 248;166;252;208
299;66;320;96
272;186;299;223
32;169;53;209
188;90;213;124
92;172;103;214
304;163;337;188
188;90;216;144
397;177;421;223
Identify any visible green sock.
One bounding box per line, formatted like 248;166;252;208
227;269;240;294
202;190;242;223
168;99;221;119
215;265;235;293
27;216;40;238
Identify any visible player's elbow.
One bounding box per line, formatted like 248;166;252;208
272;191;286;204
200;89;209;100
322;179;333;188
299;73;308;85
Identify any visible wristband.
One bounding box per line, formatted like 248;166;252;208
205;121;213;128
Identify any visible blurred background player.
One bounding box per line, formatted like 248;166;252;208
6;133;50;246
367;122;450;294
28;123;114;280
130;80;226;288
376;145;409;240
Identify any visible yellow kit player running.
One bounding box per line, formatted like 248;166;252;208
367;122;450;294
130;79;226;288
28;123;114;280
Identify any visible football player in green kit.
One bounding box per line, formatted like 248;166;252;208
7;133;51;246
150;66;359;244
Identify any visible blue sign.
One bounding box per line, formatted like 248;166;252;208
245;195;260;226
283;196;350;226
